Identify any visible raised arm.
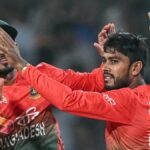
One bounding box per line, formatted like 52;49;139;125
37;63;104;92
22;65;136;124
0;27;135;123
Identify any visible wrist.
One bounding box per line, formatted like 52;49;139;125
16;62;31;73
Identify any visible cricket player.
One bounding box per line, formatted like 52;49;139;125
0;22;150;149
0;20;64;150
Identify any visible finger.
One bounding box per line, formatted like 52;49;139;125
109;23;116;33
99;26;112;38
98;32;107;40
0;35;11;48
0;28;15;48
97;23;114;47
98;30;108;38
99;30;109;35
0;28;14;43
0;43;21;61
102;23;116;35
93;42;100;48
103;25;113;34
2;34;15;48
99;36;105;43
98;24;111;36
103;23;112;30
98;32;107;44
93;42;104;56
0;44;9;54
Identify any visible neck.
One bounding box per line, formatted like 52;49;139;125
129;75;145;88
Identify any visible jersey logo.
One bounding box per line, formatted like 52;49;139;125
30;87;41;99
103;93;116;105
16;107;40;127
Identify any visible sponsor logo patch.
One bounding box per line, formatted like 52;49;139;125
103;93;116;105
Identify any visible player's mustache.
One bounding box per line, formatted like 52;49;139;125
103;71;114;78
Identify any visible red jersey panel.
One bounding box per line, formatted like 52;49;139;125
22;65;150;150
36;63;104;92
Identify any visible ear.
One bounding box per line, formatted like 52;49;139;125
131;61;143;76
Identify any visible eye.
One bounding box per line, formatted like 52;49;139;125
101;57;106;63
111;59;119;64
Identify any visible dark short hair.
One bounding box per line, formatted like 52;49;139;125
104;32;148;76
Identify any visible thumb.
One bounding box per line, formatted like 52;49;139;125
93;42;104;56
110;23;116;33
0;78;4;100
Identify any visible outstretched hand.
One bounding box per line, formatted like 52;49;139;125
0;28;28;71
94;23;116;56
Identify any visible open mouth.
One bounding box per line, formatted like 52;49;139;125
103;73;113;82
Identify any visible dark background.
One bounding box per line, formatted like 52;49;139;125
0;0;150;149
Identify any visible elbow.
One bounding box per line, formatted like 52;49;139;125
56;96;72;111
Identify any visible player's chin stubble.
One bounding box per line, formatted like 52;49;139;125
0;67;14;78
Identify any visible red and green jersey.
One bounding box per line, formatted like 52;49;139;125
0;64;64;150
22;63;150;150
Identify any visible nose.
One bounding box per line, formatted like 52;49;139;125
102;62;111;72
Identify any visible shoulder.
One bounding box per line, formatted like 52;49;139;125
36;62;49;69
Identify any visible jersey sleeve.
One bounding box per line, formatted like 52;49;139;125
22;65;136;124
36;63;104;92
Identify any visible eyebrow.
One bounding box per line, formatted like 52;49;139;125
102;55;121;60
109;56;121;59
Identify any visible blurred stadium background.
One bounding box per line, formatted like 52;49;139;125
0;0;150;149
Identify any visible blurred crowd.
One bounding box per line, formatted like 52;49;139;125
0;0;150;149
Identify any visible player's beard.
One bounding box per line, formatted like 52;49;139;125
0;67;14;78
104;72;131;90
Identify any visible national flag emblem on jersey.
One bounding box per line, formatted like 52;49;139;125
30;87;41;99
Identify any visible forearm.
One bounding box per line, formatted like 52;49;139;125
37;63;105;92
